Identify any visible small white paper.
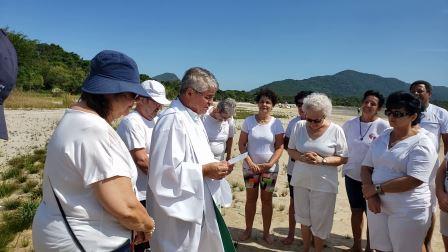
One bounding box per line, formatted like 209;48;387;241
228;152;248;165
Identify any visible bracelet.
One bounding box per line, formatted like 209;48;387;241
148;219;156;236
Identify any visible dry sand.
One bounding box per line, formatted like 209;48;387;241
0;105;444;251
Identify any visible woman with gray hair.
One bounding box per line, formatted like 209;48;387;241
287;93;348;252
203;98;237;161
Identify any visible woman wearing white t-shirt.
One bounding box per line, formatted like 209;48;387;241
202;98;237;161
32;50;155;251
342;90;389;252
238;89;284;244
287;93;348;252
361;91;437;252
282;90;312;245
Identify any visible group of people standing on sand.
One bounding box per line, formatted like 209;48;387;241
28;49;448;252
257;81;448;252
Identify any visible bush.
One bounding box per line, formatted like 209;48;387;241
22;180;38;193
0;182;19;198
3;200;40;233
2;198;22;210
1;167;21;180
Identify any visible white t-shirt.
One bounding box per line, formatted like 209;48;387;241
289;121;348;193
202;109;236;161
32;109;138;251
420;103;448;152
342;117;389;181
362;128;437;212
117;111;157;201
242;115;284;173
285;116;302;175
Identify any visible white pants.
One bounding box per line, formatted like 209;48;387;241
367;207;431;252
293;186;336;239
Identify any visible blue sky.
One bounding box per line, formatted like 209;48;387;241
1;0;447;90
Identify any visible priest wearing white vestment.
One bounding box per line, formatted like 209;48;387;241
147;67;234;252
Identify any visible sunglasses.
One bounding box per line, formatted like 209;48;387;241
306;117;325;124
384;109;412;118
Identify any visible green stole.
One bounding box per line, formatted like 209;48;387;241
212;201;237;252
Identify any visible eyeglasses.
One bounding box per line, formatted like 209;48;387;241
306;117;325;124
412;89;427;94
122;93;139;101
384;109;412;118
193;89;214;101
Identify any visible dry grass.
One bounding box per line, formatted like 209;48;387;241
4;90;78;109
0;148;45;250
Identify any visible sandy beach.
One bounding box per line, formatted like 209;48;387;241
0;104;444;251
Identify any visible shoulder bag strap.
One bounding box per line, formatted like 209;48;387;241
48;177;86;252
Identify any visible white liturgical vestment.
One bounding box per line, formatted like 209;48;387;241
147;99;231;252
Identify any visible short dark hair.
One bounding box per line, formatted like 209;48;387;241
386;91;423;126
255;89;278;106
410;80;432;94
80;92;130;120
294;91;313;105
80;92;110;119
363;90;385;109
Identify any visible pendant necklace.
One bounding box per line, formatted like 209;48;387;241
359;117;374;141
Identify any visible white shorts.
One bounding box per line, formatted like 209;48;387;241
440;210;448;236
367;207;431;252
293;186;336;239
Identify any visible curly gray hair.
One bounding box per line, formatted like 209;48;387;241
217;98;237;116
302;93;332;117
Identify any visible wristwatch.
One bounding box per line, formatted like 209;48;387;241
375;184;384;194
322;157;328;165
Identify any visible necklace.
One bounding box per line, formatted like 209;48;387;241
359;117;374;141
256;115;270;124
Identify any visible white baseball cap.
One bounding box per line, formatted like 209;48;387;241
141;80;171;105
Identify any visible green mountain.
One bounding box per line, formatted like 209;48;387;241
153;73;179;82
252;70;448;101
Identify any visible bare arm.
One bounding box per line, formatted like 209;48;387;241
361;165;374;186
310;154;347;166
360;165;381;213
442;133;448;155
260;133;284;172
284;136;290;150
287;148;302;162
93;176;154;234
436;160;447;195
225;137;233;161
380;176;423;193
435;160;448;212
238;131;259;173
130;148;149;174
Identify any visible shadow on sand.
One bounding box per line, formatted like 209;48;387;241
228;226;368;252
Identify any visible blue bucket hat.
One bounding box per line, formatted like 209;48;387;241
82;50;149;97
0;29;18;140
